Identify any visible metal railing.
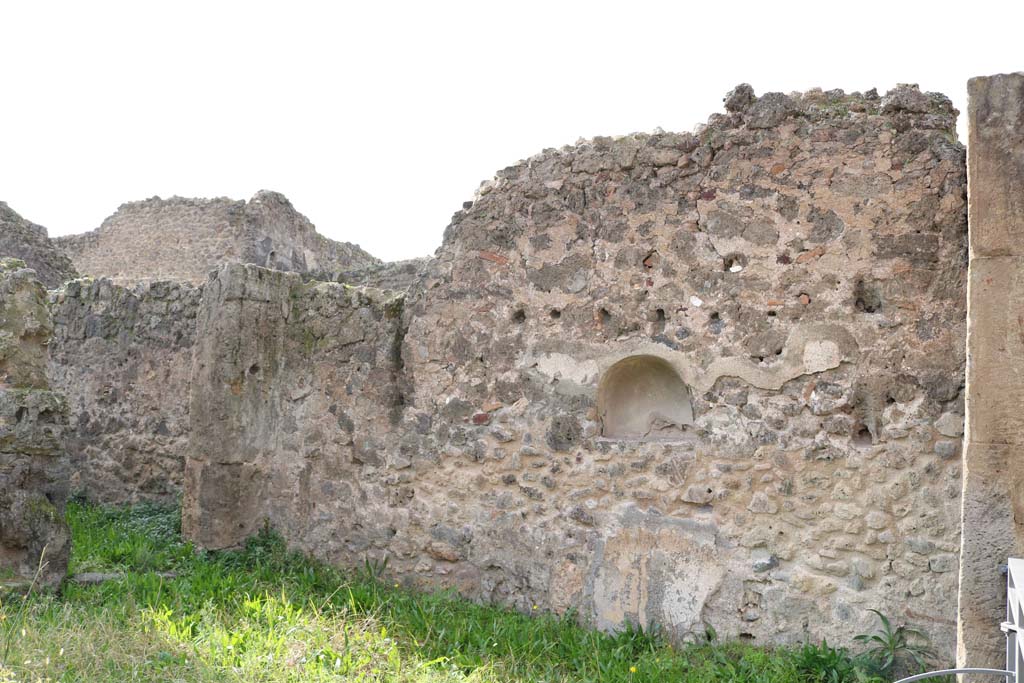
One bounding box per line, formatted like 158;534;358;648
999;558;1024;683
893;558;1024;683
893;669;1012;683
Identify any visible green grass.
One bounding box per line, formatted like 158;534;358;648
0;503;893;683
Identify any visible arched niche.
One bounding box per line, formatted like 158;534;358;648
598;355;694;440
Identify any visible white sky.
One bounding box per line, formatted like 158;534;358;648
2;1;1020;262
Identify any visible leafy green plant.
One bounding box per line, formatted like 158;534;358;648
795;639;875;683
360;555;389;583
854;608;936;677
607;620;663;661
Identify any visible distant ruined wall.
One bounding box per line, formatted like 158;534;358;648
55;196;248;284
55;191;379;286
183;84;968;654
0;260;70;589
48;278;200;503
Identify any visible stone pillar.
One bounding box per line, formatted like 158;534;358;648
0;259;70;589
182;264;298;550
958;72;1024;669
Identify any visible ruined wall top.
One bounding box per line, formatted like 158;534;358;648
54;190;380;285
0;203;79;289
443;83;959;256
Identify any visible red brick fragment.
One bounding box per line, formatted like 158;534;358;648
478;251;509;265
795;246;826;264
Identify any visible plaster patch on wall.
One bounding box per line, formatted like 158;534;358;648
528;352;600;390
526;324;857;394
697;324;857;391
587;505;723;637
802;340;842;374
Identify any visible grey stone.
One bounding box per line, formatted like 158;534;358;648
682;485;714;505
748;492;778;514
880;84;951;115
746;92;799;128
929;554;957;573
546;415;581;452
753;554;779;573
906;537;936;555
935;413;964;437
724;83;756;113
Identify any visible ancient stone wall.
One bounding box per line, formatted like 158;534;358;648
47;278;200;503
0;202;78;289
957;72;1024;669
0;259;69;589
394;83;967;653
183;84;968;655
54;191;379;286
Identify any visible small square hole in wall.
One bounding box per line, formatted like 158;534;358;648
852;424;873;448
